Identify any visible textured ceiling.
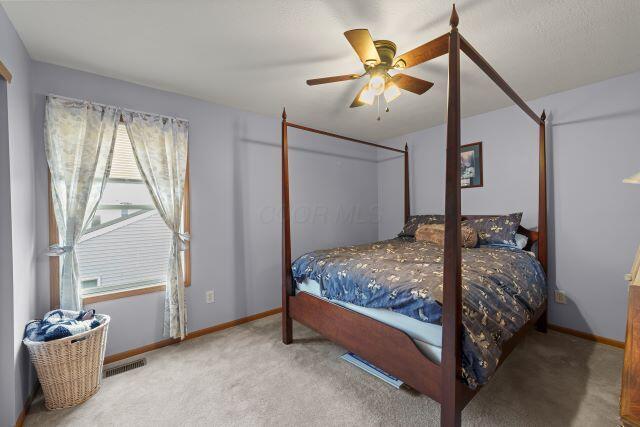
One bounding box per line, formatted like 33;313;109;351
3;0;640;141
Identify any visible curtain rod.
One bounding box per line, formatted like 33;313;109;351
47;93;189;122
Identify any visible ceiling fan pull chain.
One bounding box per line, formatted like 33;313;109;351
377;95;381;121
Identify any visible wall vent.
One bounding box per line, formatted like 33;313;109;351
103;358;146;378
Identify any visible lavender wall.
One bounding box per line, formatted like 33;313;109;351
30;61;380;357
0;5;38;424
378;71;640;341
0;70;15;427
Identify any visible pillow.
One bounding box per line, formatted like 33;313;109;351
514;233;528;250
399;214;445;238
415;223;478;248
462;213;523;246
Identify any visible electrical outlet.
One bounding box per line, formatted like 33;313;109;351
206;290;215;304
554;290;567;304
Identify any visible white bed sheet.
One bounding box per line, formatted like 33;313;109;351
296;279;442;363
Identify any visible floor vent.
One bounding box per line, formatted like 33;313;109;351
103;358;146;378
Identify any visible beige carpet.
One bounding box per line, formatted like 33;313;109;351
25;315;623;426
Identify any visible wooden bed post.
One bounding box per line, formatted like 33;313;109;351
404;143;410;224
537;110;548;272
441;5;463;427
282;108;293;344
535;110;548;333
280;8;548;421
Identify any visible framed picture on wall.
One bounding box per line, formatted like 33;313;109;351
460;141;483;188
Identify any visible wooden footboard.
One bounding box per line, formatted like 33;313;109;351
289;291;548;409
289;292;443;401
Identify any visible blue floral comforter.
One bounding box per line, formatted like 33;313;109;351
291;238;547;388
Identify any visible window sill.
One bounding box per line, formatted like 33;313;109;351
82;279;192;305
82;283;166;304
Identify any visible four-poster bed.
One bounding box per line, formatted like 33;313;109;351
280;6;548;426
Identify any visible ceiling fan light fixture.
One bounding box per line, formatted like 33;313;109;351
394;59;407;69
368;74;386;96
359;87;376;105
306;29;434;112
384;82;401;103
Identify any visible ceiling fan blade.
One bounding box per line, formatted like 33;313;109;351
344;29;381;65
349;83;369;108
306;74;361;86
391;74;434;95
393;33;450;69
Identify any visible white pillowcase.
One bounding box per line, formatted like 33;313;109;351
514;233;528;250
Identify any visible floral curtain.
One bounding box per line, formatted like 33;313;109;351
122;111;189;339
44;96;119;310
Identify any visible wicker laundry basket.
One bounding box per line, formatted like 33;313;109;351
23;314;110;410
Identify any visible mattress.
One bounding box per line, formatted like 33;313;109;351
296;278;443;363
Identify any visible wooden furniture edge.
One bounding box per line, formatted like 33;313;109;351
286;121;405;153
289;290;549;410
14;383;39;427
281;109;293;343
0;60;11;83
104;307;282;365
548;323;624;349
622;414;640;427
289;292;442;400
538;112;548;273
459;34;540;125
621;278;640;424
404;143;410;223
630;245;640;285
441;19;463;426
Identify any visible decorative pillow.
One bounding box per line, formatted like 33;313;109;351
462;213;523;246
415;223;478;248
399;214;445;238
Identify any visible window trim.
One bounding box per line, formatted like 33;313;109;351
0;59;11;83
82;283;166;305
48;142;191;308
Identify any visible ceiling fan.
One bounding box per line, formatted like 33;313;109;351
306;29;434;112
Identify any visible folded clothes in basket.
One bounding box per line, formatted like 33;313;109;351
24;309;101;342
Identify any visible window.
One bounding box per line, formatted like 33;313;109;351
49;122;191;305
